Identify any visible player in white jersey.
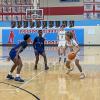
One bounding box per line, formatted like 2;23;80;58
65;31;85;79
58;25;66;63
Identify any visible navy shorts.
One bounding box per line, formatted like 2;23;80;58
9;49;20;61
34;50;45;56
9;49;16;60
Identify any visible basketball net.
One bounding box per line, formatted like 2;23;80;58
31;0;40;20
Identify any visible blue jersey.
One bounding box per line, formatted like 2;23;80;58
9;41;28;60
33;36;45;52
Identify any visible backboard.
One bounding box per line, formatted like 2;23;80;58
26;9;43;20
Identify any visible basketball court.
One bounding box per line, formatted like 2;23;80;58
0;0;100;100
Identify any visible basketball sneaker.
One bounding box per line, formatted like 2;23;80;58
15;77;24;82
80;73;85;79
66;67;74;74
45;66;49;70
6;74;14;80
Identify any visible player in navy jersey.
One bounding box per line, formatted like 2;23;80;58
33;30;49;70
6;34;31;82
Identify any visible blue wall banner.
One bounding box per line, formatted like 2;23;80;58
2;28;84;45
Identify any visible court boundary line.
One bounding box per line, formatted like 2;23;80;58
0;82;40;100
17;70;44;90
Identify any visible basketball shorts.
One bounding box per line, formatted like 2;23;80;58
9;49;20;60
58;41;66;47
34;49;45;56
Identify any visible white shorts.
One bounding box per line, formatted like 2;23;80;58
58;41;66;47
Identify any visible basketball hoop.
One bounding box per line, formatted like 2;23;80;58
26;9;43;21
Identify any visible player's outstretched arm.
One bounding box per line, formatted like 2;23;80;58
74;45;80;54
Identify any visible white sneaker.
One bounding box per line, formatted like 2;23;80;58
70;66;74;71
66;67;73;74
80;73;85;79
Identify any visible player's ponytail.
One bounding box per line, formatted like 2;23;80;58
66;31;73;39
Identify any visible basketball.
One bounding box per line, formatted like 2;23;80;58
68;52;76;60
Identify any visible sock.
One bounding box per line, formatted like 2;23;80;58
80;72;83;75
9;72;12;75
16;74;20;77
59;55;61;58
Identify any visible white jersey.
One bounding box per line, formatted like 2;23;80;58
58;30;66;47
66;39;78;49
58;30;66;41
66;39;80;60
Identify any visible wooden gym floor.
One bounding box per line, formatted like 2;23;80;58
0;46;100;100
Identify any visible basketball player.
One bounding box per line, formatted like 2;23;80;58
6;34;31;82
65;31;85;79
33;30;49;70
70;30;77;42
58;25;66;63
